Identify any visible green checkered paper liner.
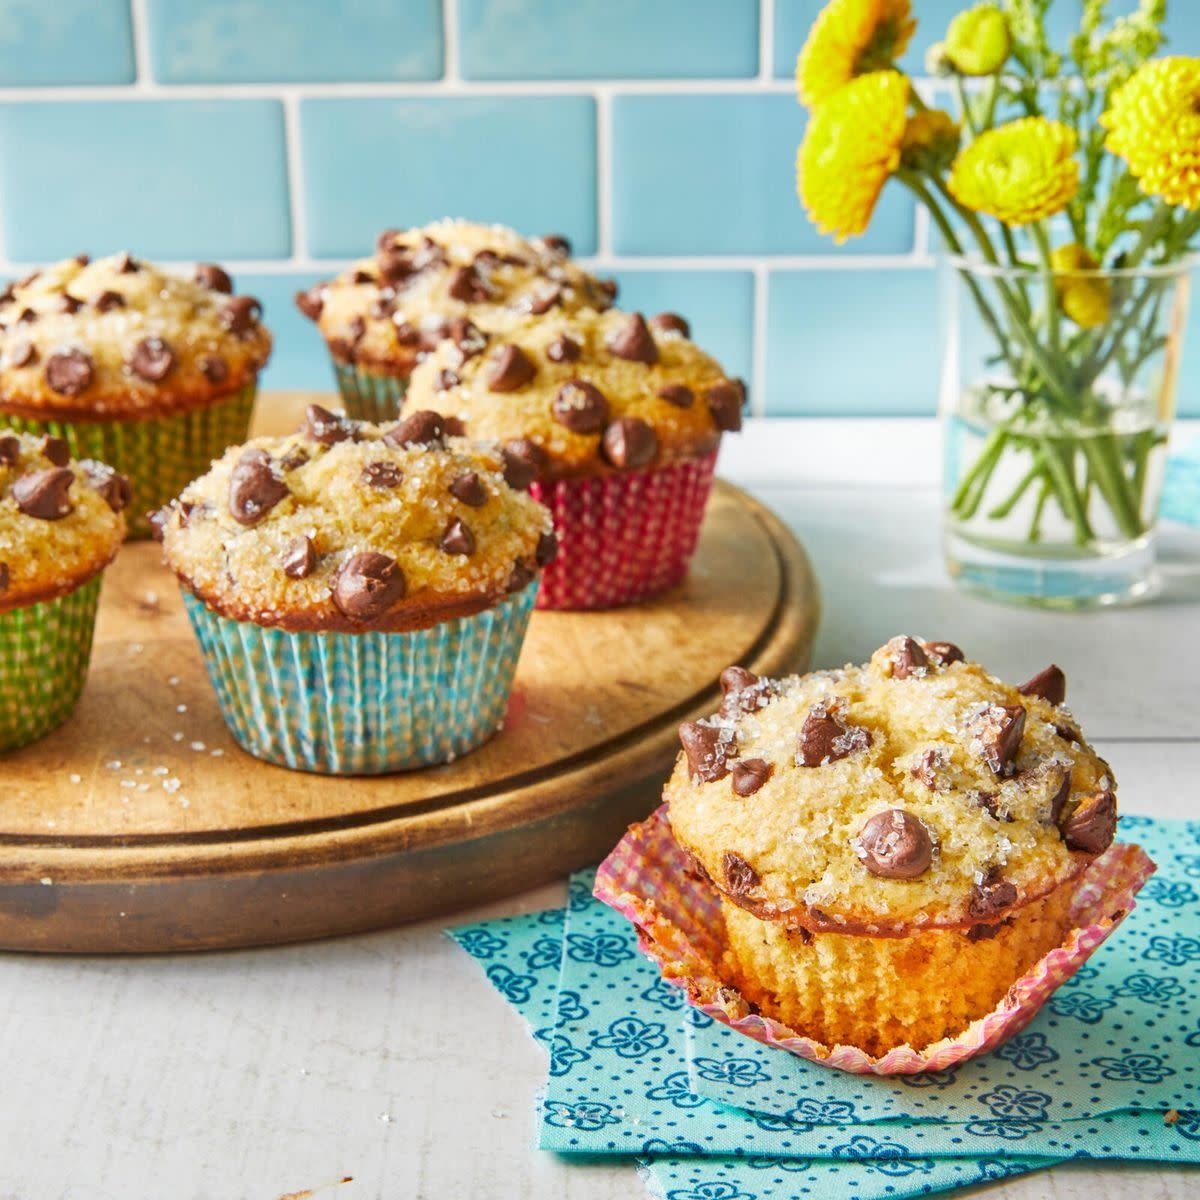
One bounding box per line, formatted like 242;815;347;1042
182;582;537;774
332;363;408;423
0;382;256;539
0;575;102;752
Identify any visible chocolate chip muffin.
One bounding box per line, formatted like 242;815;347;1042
664;638;1118;1056
295;220;616;422
404;307;746;609
0;252;271;538
0;431;129;751
156;405;553;774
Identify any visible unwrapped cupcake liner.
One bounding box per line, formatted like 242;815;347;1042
0;576;103;753
594;805;1156;1076
531;451;718;610
332;362;409;423
181;583;537;775
0;382;256;539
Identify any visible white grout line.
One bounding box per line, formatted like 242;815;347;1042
128;0;153;91
594;88;613;260
751;264;769;417
281;92;308;261
441;0;460;84
758;0;777;84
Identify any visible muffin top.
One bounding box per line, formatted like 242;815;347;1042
0;252;271;419
403;307;745;481
0;430;128;608
665;637;1117;937
296;220;617;376
156;405;556;633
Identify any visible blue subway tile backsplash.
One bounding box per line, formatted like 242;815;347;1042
0;0;1195;416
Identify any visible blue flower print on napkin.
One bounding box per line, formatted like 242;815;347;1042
993;1032;1060;1070
590;1017;670;1059
830;1135;934;1176
543;1100;622;1132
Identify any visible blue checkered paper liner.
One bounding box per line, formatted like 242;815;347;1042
183;583;536;774
1162;438;1200;527
332;362;408;424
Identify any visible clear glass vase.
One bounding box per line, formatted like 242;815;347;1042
940;253;1191;608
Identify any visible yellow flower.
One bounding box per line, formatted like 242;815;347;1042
798;72;909;243
901;108;960;169
948;118;1080;225
943;4;1011;76
1101;57;1200;210
796;0;916;108
1050;244;1111;329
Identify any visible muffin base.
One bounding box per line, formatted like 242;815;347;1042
0;382;256;539
721;886;1075;1058
332;362;408;423
0;575;103;753
181;582;537;775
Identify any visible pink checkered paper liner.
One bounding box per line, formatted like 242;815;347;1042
530;450;718;610
594;804;1156;1076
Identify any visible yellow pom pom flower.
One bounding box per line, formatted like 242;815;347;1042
943;4;1011;76
798;71;909;243
796;0;916;108
1050;244;1111;330
901;108;960;170
948;117;1080;226
1101;56;1200;210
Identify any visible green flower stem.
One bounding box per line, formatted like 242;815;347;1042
1028;478;1052;543
1031;222;1062;357
987;450;1044;519
1039;437;1095;545
1080;432;1145;540
951;427;1010;519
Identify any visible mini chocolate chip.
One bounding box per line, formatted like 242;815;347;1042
721;851;760;897
649;312;690;338
281;536;316;579
52;294;82;315
922;640;965;665
446;265;490;303
517;282;562;317
128;336;175;382
975;790;1008;821
302;403;358;445
448;316;487;361
678;721;732;783
657;384;694;409
219;295;262;335
553;380;608;434
345;315;367;346
195;263;233;294
6;339;35;368
888;635;929;679
536;531;558;567
977;703;1026;776
856;809;933;879
295;286;324;321
1060;789;1116;854
798;705;872;767
719;666;771;718
0;435;18;465
731;758;773;797
601;417;658;470
969;869;1018;919
501;439;546;489
605;312;658;364
485;343;536;392
1055;722;1081;745
440;518;476;556
0;562;8;595
15;308;35;324
706;380;745;432
449;471;487;507
435;368;460;392
44;348;94;396
966;921;1009;941
13;467;74;520
40;436;69;467
1049;773;1072;825
199;353;229;385
393;319;421;347
82;461;131;512
507;558;536;593
333;551;406;621
595;278;618;304
361;461;403;489
92;290;125;313
348;268;374;285
911;748;946;790
535;234;571;256
228;449;288;526
375;228;400;255
1019;664;1066;706
177;500;198;527
113;252;138;274
546;334;581;364
383;410;444;448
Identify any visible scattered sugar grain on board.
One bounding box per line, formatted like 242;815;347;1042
68;773;81;784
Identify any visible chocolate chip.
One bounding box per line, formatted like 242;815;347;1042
977;704;1026;776
348;268;374;285
279;445;309;472
506;558;536;593
485;344;536;393
369;291;394;320
1059;789;1116;854
40;436;69;467
128;336;175;382
1019;665;1066;706
888;635;930;679
706;380;745;432
52;294;82;315
975;790;1007;821
228;449;288;526
443;417;467;438
0;562;7;595
195;263;233;294
0;435;18;466
649;312;690;338
177;500;199;527
440;518;476;556
44;348;93;396
435;368;460;392
535;234;571;256
966;920;1009;942
969;869;1018;918
731;758;772;797
605;313;658;364
383;410;444;448
536;530;558;567
449;471;487;507
922;640;964;666
15;308;36;325
553;380;608;434
501;439;546;489
375;229;401;256
719;666;771;718
113;252;138;274
446;265;490;303
797;705;872;767
333;551;406;621
13;467;74;520
1050;772;1072;825
447;316;487;362
911;748;946;790
721;851;760;897
361;461;403;489
601;417;658;470
302;403;358;445
416;318;450;356
92;290;125;313
146;506;169;541
596;278;619;304
678;721;732;783
281;536;316;579
657;384;694;409
856;809;933;879
295;286;324;321
1054;722;1081;745
546;335;581;364
73;254;89;267
393;319;421;347
219;295;261;336
81;461;131;512
345;315;367;347
200;353;229;385
6;339;35;368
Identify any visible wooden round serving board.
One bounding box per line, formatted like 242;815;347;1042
0;393;818;952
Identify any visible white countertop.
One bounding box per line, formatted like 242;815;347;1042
3;418;1198;1200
